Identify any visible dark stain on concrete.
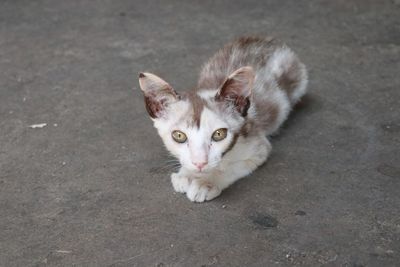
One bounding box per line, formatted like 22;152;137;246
295;210;307;216
250;213;278;228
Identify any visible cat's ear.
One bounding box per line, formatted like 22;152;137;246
216;66;255;116
138;72;180;118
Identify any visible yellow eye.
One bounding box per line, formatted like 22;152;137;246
212;128;228;142
172;130;187;143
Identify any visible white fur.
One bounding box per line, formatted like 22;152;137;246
143;38;308;202
155;106;242;175
170;133;271;202
197;89;218;100
153;103;271;202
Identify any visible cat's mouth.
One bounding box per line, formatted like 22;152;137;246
191;171;211;179
195;169;210;174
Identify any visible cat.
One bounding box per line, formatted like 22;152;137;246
138;36;308;202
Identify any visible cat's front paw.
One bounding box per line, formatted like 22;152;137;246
171;172;192;193
186;180;222;203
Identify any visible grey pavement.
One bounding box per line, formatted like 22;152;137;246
0;1;399;266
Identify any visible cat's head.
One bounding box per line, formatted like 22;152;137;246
138;67;254;174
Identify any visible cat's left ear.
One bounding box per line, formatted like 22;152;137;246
138;72;180;119
216;66;255;116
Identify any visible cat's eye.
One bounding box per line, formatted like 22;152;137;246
172;130;187;143
212;128;228;142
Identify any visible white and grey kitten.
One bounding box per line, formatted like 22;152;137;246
138;36;308;202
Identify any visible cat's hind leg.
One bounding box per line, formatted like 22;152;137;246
267;47;308;105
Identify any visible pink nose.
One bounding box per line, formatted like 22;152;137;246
193;161;207;170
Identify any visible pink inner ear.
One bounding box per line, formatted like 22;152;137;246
219;66;254;98
216;67;254;116
144;95;163;119
139;72;179;118
143;91;178;119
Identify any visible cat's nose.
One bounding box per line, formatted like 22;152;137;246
192;161;208;171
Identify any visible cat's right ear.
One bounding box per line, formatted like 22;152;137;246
138;72;180;119
215;66;255;116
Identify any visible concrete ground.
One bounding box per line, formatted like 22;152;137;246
1;1;399;266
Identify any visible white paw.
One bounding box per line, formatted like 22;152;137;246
171;173;191;193
186;180;222;203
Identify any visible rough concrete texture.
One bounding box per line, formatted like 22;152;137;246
0;1;399;266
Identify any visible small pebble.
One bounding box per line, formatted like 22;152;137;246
29;123;47;129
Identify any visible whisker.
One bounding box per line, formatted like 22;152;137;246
151;160;182;173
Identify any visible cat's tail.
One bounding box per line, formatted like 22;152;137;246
267;47;308;105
